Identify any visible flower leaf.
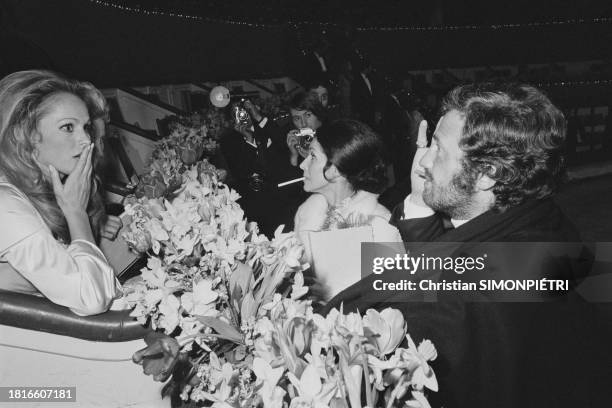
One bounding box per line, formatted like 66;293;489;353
229;261;252;301
196;316;243;344
240;292;257;322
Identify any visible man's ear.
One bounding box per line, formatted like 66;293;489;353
476;167;496;191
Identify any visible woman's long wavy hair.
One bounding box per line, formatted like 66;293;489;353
0;70;109;243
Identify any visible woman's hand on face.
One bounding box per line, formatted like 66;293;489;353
100;215;123;241
49;143;93;217
410;120;429;207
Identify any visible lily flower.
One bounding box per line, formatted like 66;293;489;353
287;363;337;408
405;334;438;392
181;279;219;317
252;357;286;408
291;272;309;300
157;294;181;333
199;353;235;408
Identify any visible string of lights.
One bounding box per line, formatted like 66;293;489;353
87;0;282;29
87;0;612;31
356;17;612;32
537;79;612;88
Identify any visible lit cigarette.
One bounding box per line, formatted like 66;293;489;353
277;177;304;187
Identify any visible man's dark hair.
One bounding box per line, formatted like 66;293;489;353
288;91;329;123
316;119;388;194
442;83;567;211
302;78;329;93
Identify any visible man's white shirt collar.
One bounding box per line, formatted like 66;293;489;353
361;72;373;94
313;51;327;72
401;194;470;227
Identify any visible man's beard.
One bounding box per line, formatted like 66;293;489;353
423;165;478;220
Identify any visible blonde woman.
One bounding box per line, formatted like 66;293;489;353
0;70;121;316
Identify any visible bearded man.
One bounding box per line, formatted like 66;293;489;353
325;83;608;408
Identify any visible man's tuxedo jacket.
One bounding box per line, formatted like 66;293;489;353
324;198;608;408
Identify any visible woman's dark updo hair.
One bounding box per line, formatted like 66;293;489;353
316;119;388;194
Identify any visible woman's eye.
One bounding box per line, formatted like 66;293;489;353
60;123;74;132
84;123;92;134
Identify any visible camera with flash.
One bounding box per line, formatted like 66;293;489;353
294;127;315;151
232;99;251;128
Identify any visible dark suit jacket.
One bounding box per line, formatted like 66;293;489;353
351;73;378;127
324;198;607;407
219;123;305;236
294;51;330;88
219;128;266;195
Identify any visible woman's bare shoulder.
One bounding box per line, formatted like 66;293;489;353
297;194;328;215
295;194;328;232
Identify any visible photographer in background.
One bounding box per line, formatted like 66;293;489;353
285;91;330;167
219;99;302;236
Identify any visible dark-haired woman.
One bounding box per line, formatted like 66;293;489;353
294;119;401;300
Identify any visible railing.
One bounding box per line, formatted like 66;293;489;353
108;120;160;176
120;87;187;116
102;88;183;133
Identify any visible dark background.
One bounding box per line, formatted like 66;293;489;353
2;0;612;86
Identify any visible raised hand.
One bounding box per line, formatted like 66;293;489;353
100;215;123;241
286;129;301;166
243;100;262;123
49;142;94;218
410;120;430;207
132;332;180;382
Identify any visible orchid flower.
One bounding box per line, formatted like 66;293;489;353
181;279;219;317
192;352;237;407
291;272;309;300
157;294;181;333
140;257;180;293
310;313;334;356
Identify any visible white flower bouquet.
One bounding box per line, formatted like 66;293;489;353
121;158;438;408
